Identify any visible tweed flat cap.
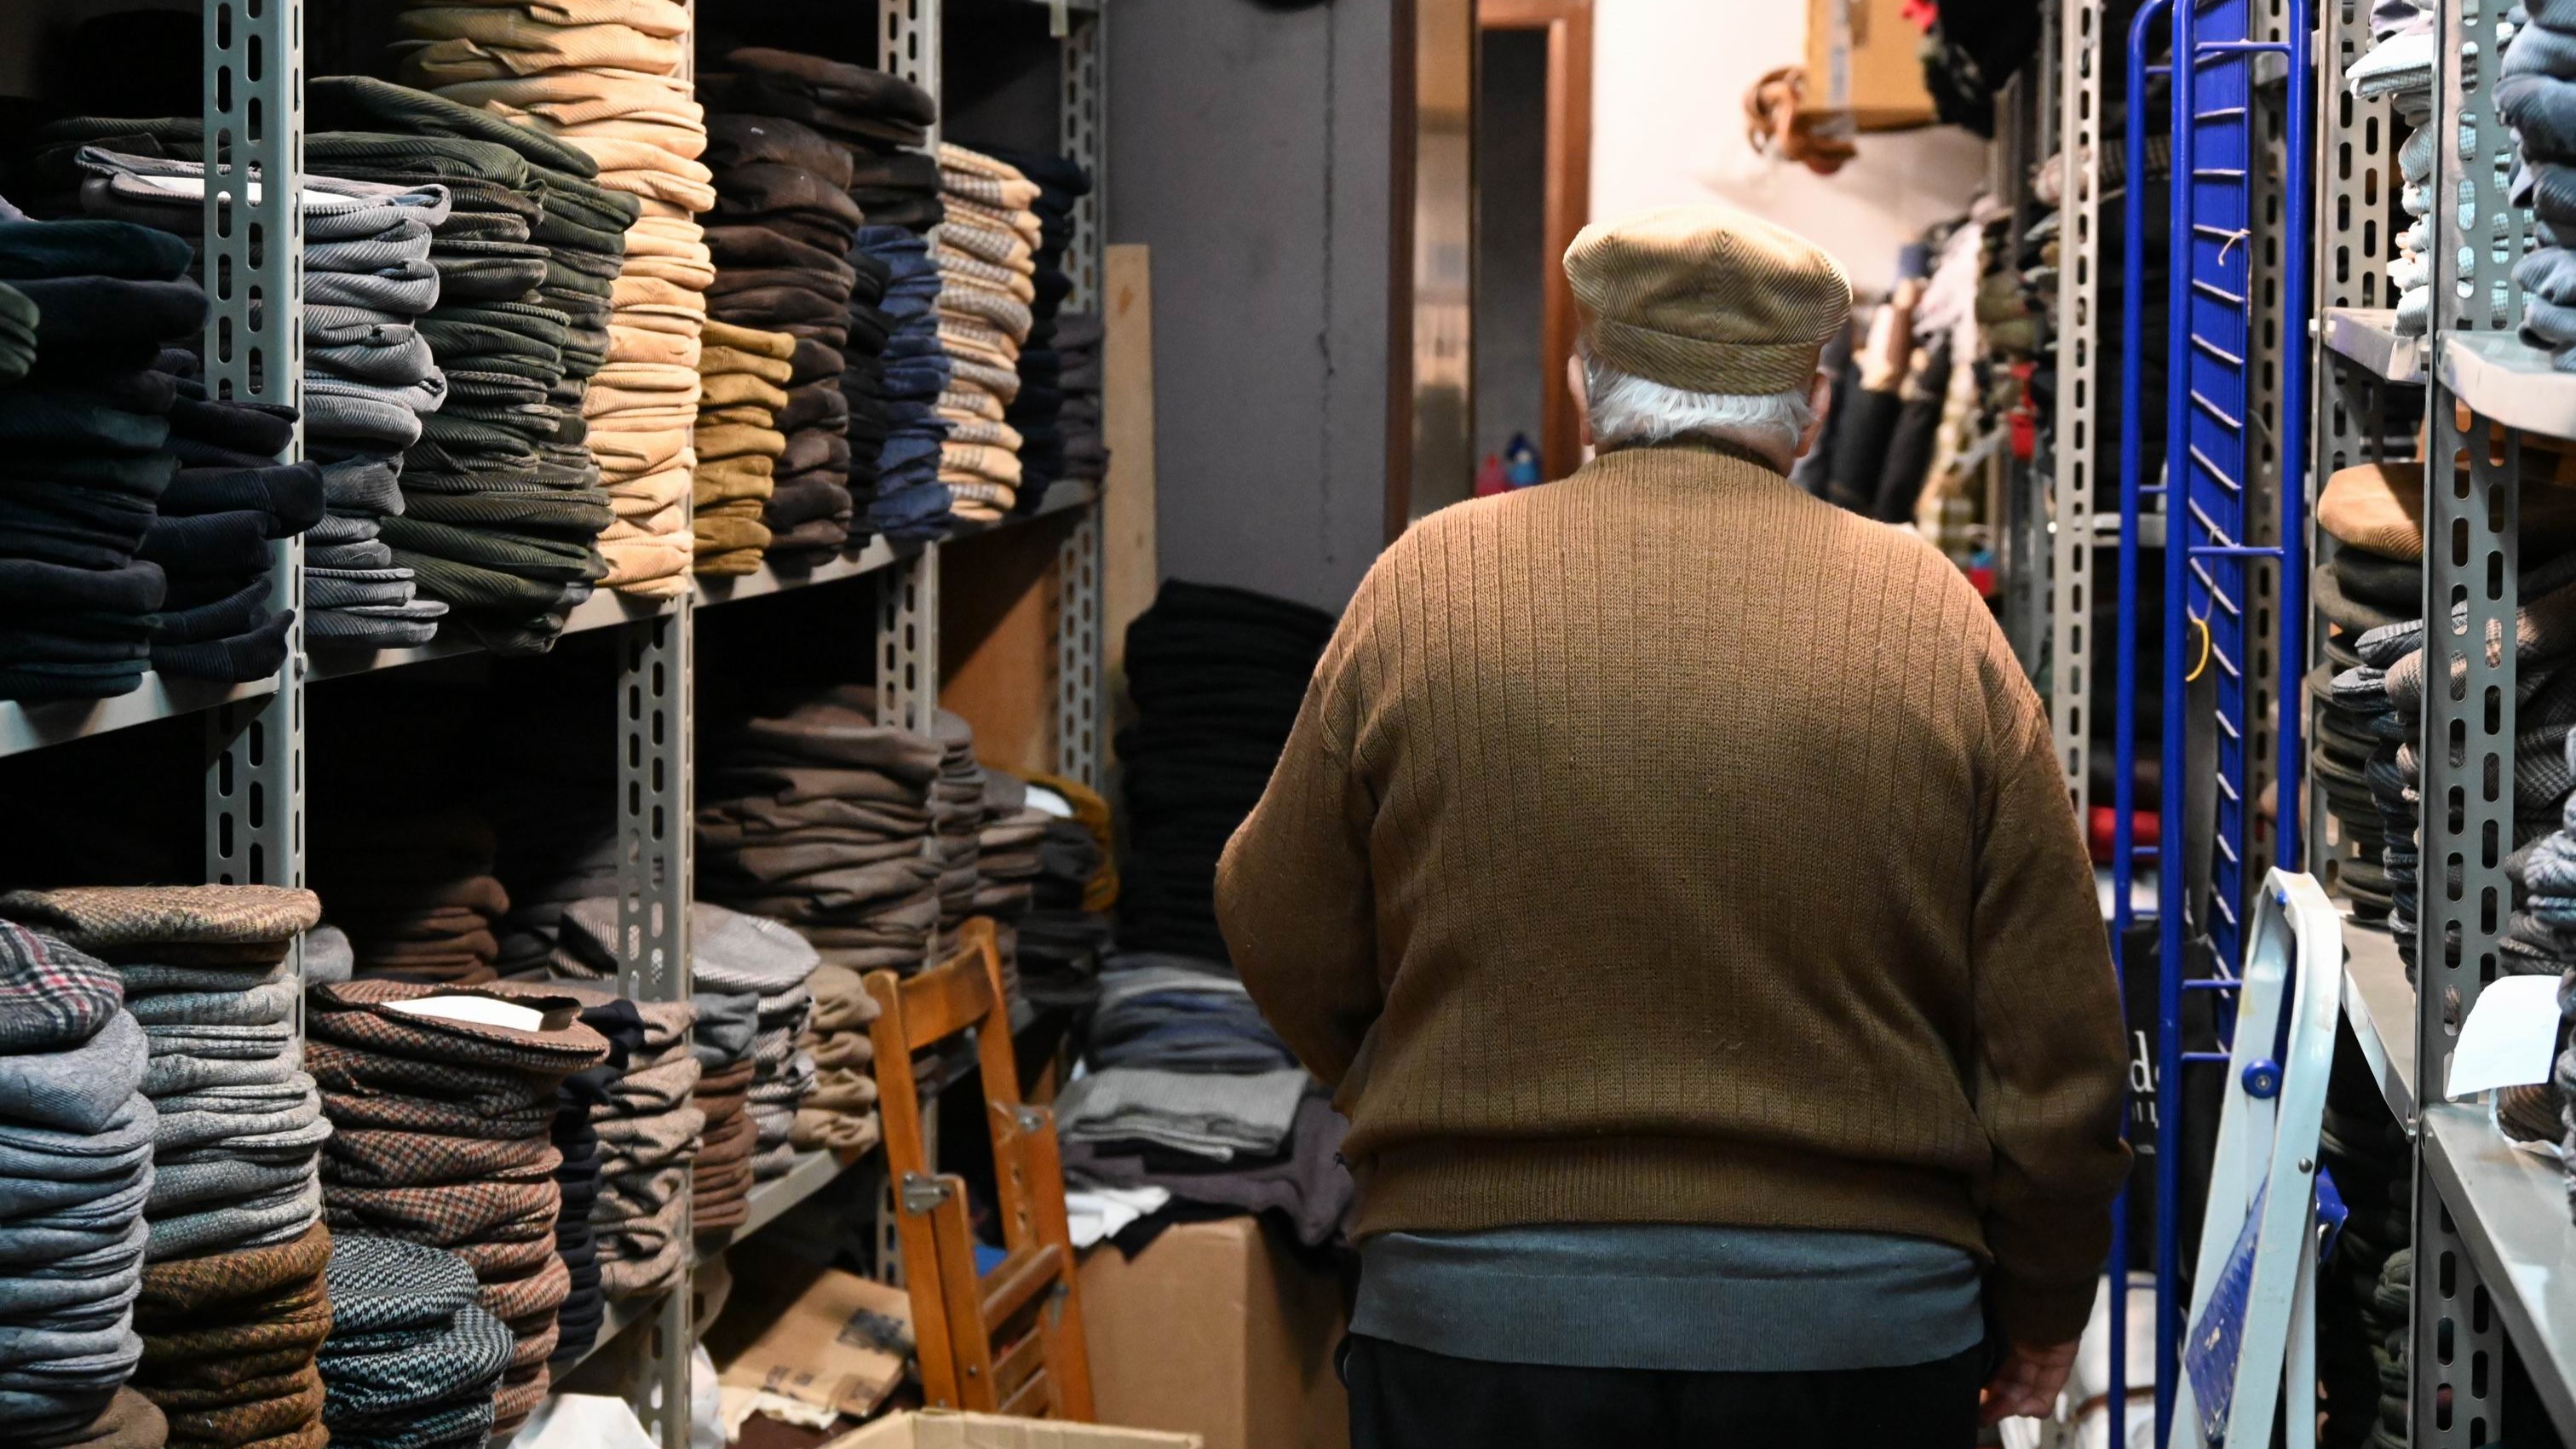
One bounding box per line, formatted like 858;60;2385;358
0;887;320;954
1563;204;1850;395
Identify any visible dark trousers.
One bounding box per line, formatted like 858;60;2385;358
1344;1334;1987;1449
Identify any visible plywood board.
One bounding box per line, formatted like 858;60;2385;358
1101;244;1159;754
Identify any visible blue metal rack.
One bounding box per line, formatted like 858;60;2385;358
2115;1;2313;1442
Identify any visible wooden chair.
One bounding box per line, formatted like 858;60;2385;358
865;917;1095;1419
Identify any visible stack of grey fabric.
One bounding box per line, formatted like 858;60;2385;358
316;1233;511;1449
550;902;704;1297
0;887;327;1265
697;686;942;971
1015;783;1113;1015
67;147;456;647
2504;0;2576;368
1053;313;1109;500
0;920;154;1447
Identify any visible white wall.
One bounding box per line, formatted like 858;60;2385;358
1589;0;1991;295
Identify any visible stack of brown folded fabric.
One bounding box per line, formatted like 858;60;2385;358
307;980;607;1438
312;813;511;985
690;1056;756;1233
790;963;883;1161
931;144;1040;523
691;319;796;574
130;1225;333;1449
931;710;985;960
586;993;702;1297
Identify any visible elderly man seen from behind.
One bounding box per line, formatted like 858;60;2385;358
1215;205;2130;1449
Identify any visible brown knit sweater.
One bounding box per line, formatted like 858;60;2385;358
1215;444;2130;1345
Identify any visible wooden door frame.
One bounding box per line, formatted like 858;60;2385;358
1479;0;1592;483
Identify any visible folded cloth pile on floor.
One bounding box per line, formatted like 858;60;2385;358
700;47;922;558
130;1223;333;1449
789;963;881;1161
1009;773;1116;1015
317;1233;509;1449
312;811;514;986
67;147;453;648
0;922;155;1446
964;146;1087;514
691;319;796;573
392;0;714;596
551;901;724;1254
697;686;944;969
306;979;609;1437
1116;580;1337;959
0;211;203;703
854;224;952;541
0;887;329;1266
926;144;1037;526
542;989;645;1369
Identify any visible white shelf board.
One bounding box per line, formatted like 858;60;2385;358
2321;307;2426;383
2339;921;2417;1124
0;674;279;758
2421;1104;2576;1438
2438;331;2576;440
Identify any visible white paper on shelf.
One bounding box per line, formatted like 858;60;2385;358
2443;975;2564;1099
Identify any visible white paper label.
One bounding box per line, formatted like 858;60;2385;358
2444;975;2565;1100
386;995;545;1032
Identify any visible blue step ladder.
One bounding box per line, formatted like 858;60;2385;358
2113;2;2314;1444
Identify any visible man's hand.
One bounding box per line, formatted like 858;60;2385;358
1981;1339;2079;1424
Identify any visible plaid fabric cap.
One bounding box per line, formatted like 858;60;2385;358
304;1038;559;1114
321;1233;480;1337
135;1222;331;1319
319;1088;555;1140
306;980;608;1077
0;887;320;952
324;1176;560;1247
325;1128;559;1188
0;922;124;1053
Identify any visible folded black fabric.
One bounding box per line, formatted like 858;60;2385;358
153;576;274;644
0;218;194;283
0;557;164;614
11;277;205;378
151;606;291;681
135;509;274;572
705;114;855;188
166;393;298;458
160;463;328;532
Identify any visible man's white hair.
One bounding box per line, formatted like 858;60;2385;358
1584;354;1813;461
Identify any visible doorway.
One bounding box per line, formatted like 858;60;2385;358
1476;0;1592;484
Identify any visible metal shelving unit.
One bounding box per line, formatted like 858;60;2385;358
0;1;1112;1445
2320;306;2424;382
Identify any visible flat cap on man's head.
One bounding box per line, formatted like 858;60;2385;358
1564;204;1852;396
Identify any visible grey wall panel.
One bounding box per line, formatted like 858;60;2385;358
1108;0;1394;614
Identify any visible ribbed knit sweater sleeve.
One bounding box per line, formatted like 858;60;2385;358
1967;637;2134;1347
1217;598;1381;1089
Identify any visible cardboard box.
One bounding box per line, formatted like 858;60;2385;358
824;1411;1202;1449
706;1254;913;1422
1074;1218;1348;1449
1807;0;1937;131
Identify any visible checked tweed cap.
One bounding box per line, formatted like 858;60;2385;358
0;922;124;1052
306;980;608;1075
0;887;321;951
1563;204;1850;395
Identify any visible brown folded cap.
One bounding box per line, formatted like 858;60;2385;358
1564;204;1850;394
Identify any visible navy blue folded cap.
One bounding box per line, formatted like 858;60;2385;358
165;389;299;455
152;575;273;643
150;603;290;681
161;460;327;533
0;555;164;613
0;217;194;283
0;654;152;700
12;276;206;373
136;507;274;572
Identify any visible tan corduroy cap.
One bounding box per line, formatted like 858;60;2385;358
1564;204;1851;394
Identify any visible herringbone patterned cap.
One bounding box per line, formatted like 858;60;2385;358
1563;204;1850;394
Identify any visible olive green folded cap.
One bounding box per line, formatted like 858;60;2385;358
1564;204;1852;395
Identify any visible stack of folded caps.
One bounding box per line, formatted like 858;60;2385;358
2344;3;2436;332
31;1389;164;1449
69;147;456;647
548;906;710;1283
135;355;320;685
970;147;1087;513
666;900;819;1183
1053;312;1111;499
931;710;985;959
971;774;1053;1029
1011;773;1116;1015
2313;463;2424;926
697;685;943;970
854;224;952;542
789;964;882;1161
312;811;513;985
691;319;796;574
838;135;940;529
315;1233;510;1449
1116;580;1337;960
308;76;638;655
0;922;154;1446
542;988;647;1370
394;0;716;598
0;212;202;702
129;1224;333;1449
0;887;329;1268
307;979;610;1437
699;95;865;557
930;145;1039;526
2505;4;2576;369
